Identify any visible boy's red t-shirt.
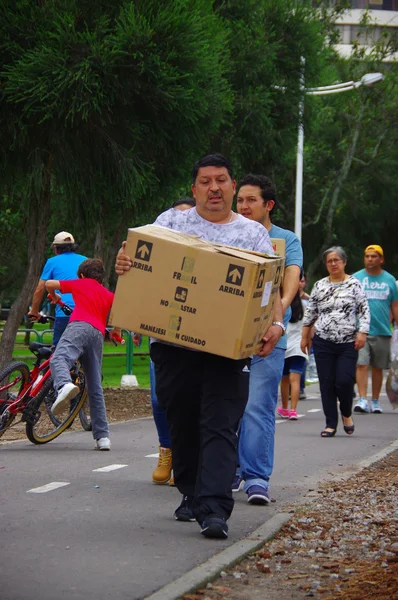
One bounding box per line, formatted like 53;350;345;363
59;279;114;336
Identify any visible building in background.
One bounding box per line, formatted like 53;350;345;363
331;1;398;60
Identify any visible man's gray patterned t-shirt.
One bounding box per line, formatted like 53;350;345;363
154;207;273;254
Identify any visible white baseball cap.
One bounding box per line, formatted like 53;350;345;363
52;231;75;245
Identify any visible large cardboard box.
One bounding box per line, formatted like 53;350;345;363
109;225;285;360
271;238;286;257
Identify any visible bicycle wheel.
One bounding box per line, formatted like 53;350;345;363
25;375;86;444
0;362;30;438
79;393;92;431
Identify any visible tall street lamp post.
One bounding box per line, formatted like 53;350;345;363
294;70;384;242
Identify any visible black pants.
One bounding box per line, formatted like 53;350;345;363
312;335;358;430
150;342;250;523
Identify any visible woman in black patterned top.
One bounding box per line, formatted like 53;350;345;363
301;247;370;437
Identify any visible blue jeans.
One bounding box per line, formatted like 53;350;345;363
52;317;70;346
238;348;285;492
150;359;171;448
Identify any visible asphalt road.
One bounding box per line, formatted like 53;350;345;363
1;385;397;600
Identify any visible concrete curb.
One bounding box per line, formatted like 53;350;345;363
145;438;398;600
355;437;398;469
144;512;291;600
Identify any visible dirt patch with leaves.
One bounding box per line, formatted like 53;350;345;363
0;388;153;442
183;450;398;600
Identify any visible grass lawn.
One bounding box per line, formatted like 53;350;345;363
3;323;151;388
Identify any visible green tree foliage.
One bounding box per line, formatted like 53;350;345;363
0;0;232;367
300;10;398;280
212;0;336;190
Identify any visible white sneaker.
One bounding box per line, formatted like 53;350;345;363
96;437;111;451
52;383;80;416
353;397;370;413
370;400;383;414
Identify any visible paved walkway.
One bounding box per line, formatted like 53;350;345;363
0;386;396;600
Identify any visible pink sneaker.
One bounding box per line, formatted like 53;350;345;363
289;410;298;420
277;407;289;419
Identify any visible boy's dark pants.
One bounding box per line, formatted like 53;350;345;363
150;342;250;524
50;321;109;440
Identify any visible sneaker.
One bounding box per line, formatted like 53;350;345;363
277;406;289;419
51;383;80;415
247;485;270;505
299;390;307;400
232;473;244;492
174;496;195;522
288;409;298;420
370;399;383;414
201;515;228;539
96;437;111;451
353;398;370;413
152;446;172;484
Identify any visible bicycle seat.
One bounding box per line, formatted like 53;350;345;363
29;342;53;359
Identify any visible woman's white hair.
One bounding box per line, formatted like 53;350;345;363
322;246;347;264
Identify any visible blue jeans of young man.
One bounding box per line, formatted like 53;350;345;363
150;359;171;448
52;316;70;346
238;348;285;493
50;321;109;440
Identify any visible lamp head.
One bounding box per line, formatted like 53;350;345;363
361;73;384;86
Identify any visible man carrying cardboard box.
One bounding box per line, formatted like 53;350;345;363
115;154;284;539
235;174;303;504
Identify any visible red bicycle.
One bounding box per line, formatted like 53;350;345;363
0;304;88;443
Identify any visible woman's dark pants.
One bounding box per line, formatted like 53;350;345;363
312;334;358;430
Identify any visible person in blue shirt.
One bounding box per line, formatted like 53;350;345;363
353;245;398;414
28;231;87;345
235;174;303;504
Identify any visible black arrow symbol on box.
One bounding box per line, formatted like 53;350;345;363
229;268;242;284
137;244;151;259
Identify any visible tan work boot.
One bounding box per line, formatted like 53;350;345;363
169;473;175;486
152;447;172;484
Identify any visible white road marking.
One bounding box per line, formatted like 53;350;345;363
146;453;160;458
307;408;322;413
27;482;70;494
276;420;288;424
92;464;128;473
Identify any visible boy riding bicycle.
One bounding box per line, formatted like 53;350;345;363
45;258;121;451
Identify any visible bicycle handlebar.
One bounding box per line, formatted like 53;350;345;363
27;296;73;323
37;314;55;324
105;329;125;346
28;299;124;346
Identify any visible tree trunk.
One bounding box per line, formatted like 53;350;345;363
0;156;52;369
102;207;136;290
306;102;366;282
94;210;105;259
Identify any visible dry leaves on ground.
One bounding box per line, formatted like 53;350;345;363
184;450;398;600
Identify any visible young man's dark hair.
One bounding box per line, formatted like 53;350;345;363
171;197;196;209
77;258;105;283
191;153;233;184
237;174;277;215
